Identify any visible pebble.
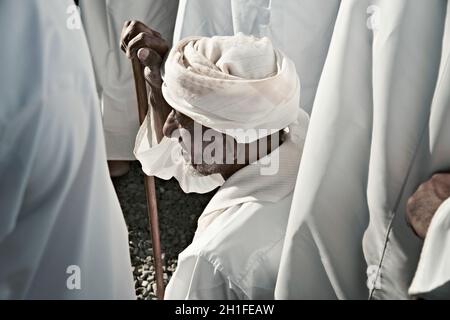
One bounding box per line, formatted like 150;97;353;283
112;162;214;300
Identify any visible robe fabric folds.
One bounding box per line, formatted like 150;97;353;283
173;0;450;299
276;0;450;300
0;0;135;299
79;0;179;160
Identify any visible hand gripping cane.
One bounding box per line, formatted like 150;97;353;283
131;58;165;300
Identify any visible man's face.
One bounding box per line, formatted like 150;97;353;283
162;110;235;176
163;109;284;179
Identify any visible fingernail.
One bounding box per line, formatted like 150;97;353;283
138;48;149;61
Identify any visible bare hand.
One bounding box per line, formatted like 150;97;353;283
120;20;169;88
406;173;450;239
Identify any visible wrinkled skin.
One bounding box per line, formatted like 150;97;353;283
406;173;450;239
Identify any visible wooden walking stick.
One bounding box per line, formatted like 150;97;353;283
131;58;165;300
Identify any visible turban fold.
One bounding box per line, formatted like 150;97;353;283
162;33;301;143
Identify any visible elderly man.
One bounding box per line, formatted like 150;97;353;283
121;21;309;299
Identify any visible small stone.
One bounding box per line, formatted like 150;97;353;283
115;165;214;299
136;287;145;295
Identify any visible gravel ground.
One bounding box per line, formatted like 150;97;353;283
112;161;215;300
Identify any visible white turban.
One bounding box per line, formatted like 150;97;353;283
162;33;301;143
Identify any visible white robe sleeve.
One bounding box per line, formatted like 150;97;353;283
0;0;45;244
409;198;450;298
165;255;245;300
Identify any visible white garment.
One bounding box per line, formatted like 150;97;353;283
0;0;135;299
173;0;341;114
79;0;179;160
276;0;450;300
163;34;301;143
164;115;308;299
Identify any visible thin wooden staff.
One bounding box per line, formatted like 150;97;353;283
131;58;165;300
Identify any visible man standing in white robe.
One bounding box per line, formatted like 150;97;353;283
276;0;450;299
121;22;309;299
79;0;179;176
0;0;135;299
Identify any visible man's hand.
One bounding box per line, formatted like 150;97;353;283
120;20;169;88
406;173;450;239
120;20;172;143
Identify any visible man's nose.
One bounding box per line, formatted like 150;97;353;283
163;110;179;138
